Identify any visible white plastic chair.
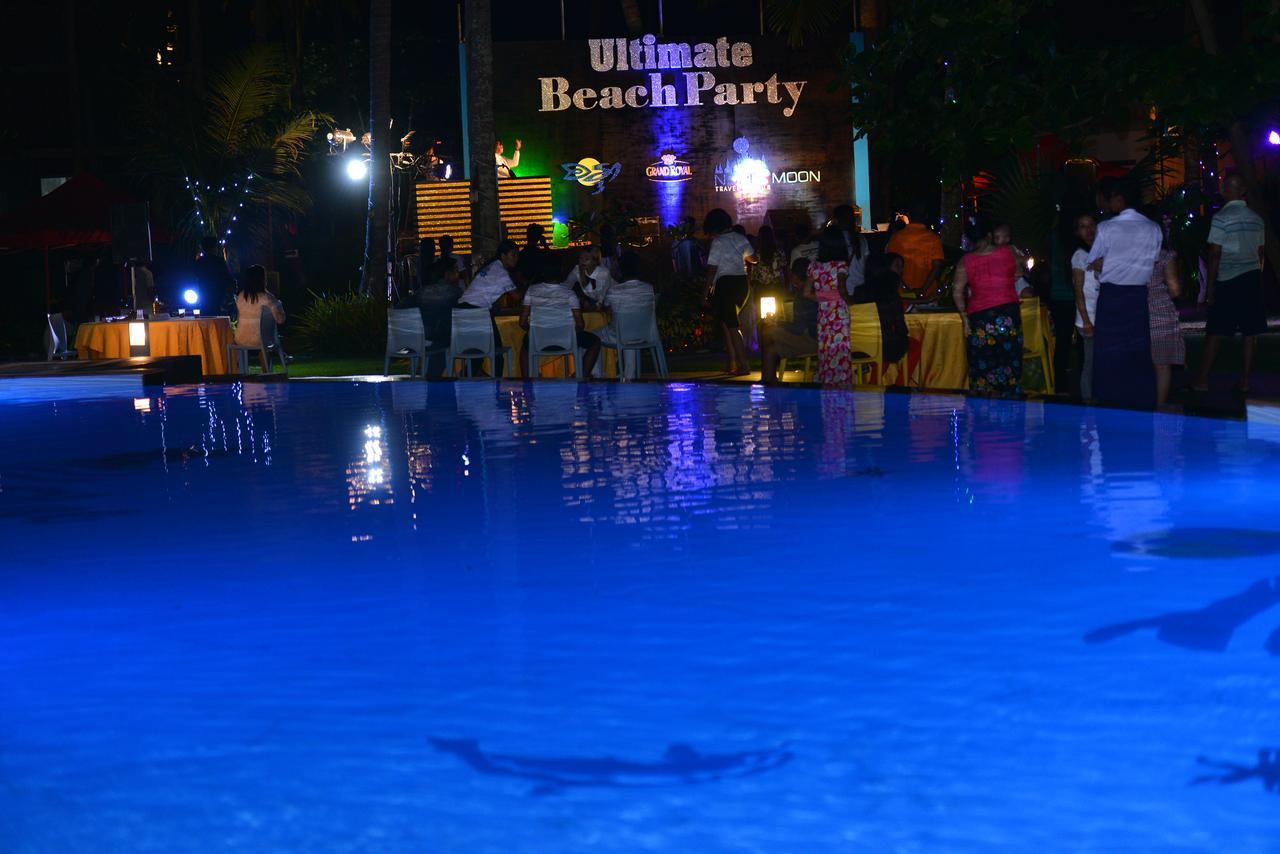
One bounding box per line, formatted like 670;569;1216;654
45;313;76;360
228;310;290;375
382;308;426;376
525;305;582;379
606;296;668;380
447;308;513;378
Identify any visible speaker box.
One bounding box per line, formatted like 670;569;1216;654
111;203;153;264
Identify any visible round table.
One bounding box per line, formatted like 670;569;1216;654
75;317;234;376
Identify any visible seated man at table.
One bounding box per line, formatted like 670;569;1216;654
234;265;286;372
761;257;819;384
852;252;909;367
598;251;656;378
458;239;520;375
416;258;464;378
562;246;616;307
520;256;601;378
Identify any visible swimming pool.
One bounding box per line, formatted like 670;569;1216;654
2;380;1278;851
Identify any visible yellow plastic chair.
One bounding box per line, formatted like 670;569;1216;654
848;304;913;386
1019;298;1055;393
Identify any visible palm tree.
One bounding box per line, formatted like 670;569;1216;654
466;0;500;263
129;44;327;255
362;0;392;295
1187;0;1280;276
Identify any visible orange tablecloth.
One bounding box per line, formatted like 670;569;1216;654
75;317;233;376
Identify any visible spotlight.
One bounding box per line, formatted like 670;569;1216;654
1268;130;1280;146
182;288;199;306
327;128;356;153
346;158;369;181
731;157;771;197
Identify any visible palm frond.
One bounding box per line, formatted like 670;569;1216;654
764;0;848;48
983;155;1060;258
266;110;329;178
205;44;290;158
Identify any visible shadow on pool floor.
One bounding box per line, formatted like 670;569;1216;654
429;738;793;796
1084;577;1280;653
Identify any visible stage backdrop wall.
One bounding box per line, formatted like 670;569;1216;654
492;34;852;238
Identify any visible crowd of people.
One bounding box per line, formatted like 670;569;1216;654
397;224;658;379
380;171;1270;404
1048;174;1266;409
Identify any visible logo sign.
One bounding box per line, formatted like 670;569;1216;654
646;152;693;183
561;158;622;195
771;170;821;184
538;35;808;118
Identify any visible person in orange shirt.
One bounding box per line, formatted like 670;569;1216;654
886;201;946;298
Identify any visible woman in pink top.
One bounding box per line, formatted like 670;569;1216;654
952;213;1023;395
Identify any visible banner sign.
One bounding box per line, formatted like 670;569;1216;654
493;35;851;232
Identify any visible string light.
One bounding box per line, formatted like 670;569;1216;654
186;171;256;247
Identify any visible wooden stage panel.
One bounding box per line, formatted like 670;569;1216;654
415;177;554;255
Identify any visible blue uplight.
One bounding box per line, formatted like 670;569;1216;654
182;288;199;306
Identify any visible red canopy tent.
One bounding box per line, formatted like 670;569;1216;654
0;173;152;308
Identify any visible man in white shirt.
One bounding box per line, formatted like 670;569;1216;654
520;256;601;378
562;246;616;306
495;138;521;178
459;239;520;375
599;251;656;378
1194;174;1268;392
1084;178;1162;408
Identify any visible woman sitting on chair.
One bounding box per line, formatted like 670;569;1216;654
234;265;286;371
520;256;601;379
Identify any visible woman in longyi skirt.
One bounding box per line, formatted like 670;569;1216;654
952;213;1023;397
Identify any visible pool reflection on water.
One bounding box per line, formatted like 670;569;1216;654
2;380;1279;852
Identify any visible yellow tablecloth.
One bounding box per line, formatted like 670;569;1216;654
75;317;233;376
850;300;1054;392
492;311;617;377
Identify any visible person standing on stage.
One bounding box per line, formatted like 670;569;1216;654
1084;178;1162;409
495;138;521;178
1193;173;1268;394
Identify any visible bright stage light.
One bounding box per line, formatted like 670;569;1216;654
731;157;771;197
1268;130;1280;146
182;288;199;305
346;158;369;181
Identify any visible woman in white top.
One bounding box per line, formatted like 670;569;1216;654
233;265;286;365
702;208;758;375
1069;213;1100;402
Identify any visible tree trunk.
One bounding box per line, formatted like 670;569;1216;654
1187;0;1280;277
363;0;392;296
619;0;644;35
466;0;500;263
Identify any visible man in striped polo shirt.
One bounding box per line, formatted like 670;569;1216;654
1194;174;1268;393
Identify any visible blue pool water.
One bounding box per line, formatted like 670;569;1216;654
2;380;1279;852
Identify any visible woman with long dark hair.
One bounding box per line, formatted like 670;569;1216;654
952;213;1023;396
233;264;286;371
702;208;757;375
